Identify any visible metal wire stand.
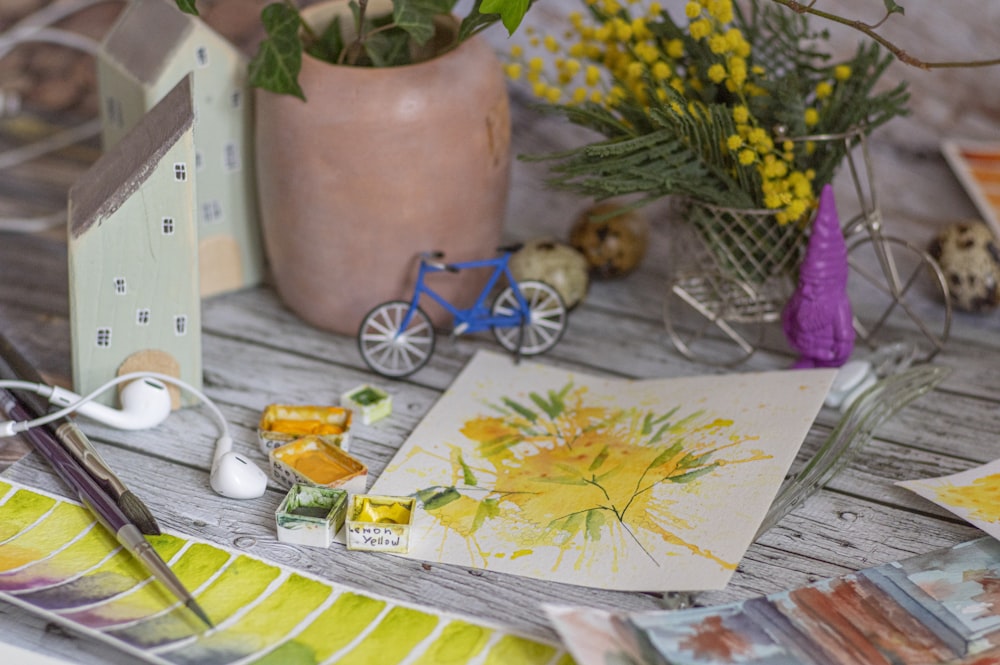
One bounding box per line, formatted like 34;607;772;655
663;127;952;366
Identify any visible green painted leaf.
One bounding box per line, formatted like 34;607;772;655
529;391;562;419
584;509;607;540
471;497;500;531
459;453;478;486
536;475;589;486
175;0;198;15
668;464;718;484
479;0;530;34
547;511;584;535
677;450;713;469
648;441;684;469
588;445;610;472
417;487;462;510
248;3;305;100
477;434;522;457
502;397;537;422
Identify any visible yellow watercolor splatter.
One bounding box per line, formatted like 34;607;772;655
414;383;769;570
934;474;1000;522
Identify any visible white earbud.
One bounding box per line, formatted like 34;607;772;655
0;370;269;500
210;435;268;499
46;378;173;430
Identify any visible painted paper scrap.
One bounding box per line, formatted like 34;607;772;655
898;458;1000;541
942;139;1000;239
547;537;1000;665
370;350;835;591
0;479;571;665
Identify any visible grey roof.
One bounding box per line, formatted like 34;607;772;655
101;0;192;84
69;75;194;239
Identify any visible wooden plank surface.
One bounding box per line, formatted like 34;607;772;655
0;90;998;664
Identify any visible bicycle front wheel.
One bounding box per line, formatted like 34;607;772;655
492;281;567;356
358;301;436;378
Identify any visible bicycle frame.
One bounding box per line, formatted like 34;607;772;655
397;254;529;336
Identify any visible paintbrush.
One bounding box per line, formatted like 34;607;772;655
0;387;212;629
0;333;161;535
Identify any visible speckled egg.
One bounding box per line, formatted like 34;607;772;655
569;203;650;279
927;220;1000;312
509;238;590;309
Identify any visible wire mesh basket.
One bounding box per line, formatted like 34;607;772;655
685;200;809;287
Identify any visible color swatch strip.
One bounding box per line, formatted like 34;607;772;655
0;479;573;665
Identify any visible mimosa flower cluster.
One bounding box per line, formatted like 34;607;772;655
509;0;908;226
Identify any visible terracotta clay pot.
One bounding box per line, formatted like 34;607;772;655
255;1;511;335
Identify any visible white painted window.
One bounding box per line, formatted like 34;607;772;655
223;142;240;172
161;217;175;235
96;327;111;348
136;308;150;326
113;277;126;295
174;315;188;336
105;97;124;128
195;46;209;67
201;200;223;224
174;162;187;181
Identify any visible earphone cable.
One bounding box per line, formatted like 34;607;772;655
0;372;230;439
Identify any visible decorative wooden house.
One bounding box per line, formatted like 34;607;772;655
68;76;201;407
96;0;264;298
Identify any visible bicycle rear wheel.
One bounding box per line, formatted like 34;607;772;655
492;281;567;355
358;301;436;378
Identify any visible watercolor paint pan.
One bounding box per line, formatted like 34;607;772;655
257;404;352;454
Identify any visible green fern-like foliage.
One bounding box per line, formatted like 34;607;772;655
525;0;909;214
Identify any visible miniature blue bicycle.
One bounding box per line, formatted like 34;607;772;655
358;248;568;378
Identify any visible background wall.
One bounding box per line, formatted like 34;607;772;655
3;0;996;145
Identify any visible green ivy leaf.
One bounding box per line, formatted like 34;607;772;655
175;0;198;15
248;3;305;100
883;0;905;15
479;0;530;34
393;0;454;45
305;14;345;64
364;29;411;66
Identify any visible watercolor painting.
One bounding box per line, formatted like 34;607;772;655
370;350;835;591
942;139;1000;239
897;458;1000;541
0;478;572;665
546;537;1000;665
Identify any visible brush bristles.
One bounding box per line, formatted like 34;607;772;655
118;490;161;536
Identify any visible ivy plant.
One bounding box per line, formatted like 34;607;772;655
177;0;530;100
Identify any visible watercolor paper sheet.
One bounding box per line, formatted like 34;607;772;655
546;537;1000;665
942;139;1000;239
0;478;571;665
370;350;835;592
897;458;1000;540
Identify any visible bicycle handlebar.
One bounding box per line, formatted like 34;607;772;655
420;251;457;272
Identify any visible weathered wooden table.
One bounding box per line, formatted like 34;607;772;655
0;95;997;664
